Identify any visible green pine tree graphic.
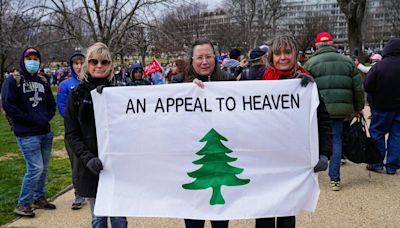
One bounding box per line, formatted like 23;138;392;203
182;128;250;205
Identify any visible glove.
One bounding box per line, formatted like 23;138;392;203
96;85;106;94
313;155;328;173
86;157;103;175
293;72;314;87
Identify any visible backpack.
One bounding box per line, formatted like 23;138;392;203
222;66;238;81
342;116;384;164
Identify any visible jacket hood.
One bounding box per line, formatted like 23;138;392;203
382;38;400;58
129;63;144;80
19;47;41;77
69;50;85;79
222;58;240;69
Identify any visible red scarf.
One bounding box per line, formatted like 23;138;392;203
262;65;309;80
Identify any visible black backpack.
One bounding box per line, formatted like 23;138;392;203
342;116;384;164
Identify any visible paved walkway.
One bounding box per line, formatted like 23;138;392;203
4;163;400;228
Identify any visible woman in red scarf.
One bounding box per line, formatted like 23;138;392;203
263;35;310;82
258;35;332;228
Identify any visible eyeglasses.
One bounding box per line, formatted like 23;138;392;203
192;55;215;62
89;59;111;66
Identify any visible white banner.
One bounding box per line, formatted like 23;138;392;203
91;80;321;220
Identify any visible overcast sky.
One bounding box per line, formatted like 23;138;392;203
203;0;223;10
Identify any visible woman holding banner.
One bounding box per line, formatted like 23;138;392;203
64;42;127;228
259;35;332;228
183;39;227;228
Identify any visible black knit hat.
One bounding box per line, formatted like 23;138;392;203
249;47;267;62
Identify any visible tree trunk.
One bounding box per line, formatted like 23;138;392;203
337;0;366;61
210;185;225;205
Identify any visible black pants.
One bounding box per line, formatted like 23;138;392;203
65;138;80;194
184;219;229;228
255;216;295;228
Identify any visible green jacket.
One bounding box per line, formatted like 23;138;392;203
303;46;364;119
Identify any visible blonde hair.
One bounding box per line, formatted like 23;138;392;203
79;42;114;82
268;35;298;65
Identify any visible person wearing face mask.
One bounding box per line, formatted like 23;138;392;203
1;47;56;217
64;42;127;228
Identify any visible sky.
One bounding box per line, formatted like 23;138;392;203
203;0;223;10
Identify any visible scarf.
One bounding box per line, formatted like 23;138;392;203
262;64;309;80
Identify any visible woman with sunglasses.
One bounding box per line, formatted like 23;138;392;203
64;42;127;228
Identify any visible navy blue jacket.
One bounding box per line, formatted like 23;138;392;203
365;38;400;112
1;48;56;136
57;51;84;117
126;63;152;86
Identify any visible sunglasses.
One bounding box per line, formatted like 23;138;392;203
89;59;111;66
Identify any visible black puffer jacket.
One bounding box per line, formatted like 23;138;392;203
364;38;400;112
64;77;112;197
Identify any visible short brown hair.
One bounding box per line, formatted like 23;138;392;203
268;35;298;65
71;55;84;64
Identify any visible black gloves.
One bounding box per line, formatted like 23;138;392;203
86;157;103;175
314;155;328;173
96;85;106;94
293;72;315;87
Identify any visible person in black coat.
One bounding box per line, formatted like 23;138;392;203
64;42;127;228
364;37;400;174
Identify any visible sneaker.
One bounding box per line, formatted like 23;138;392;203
71;195;85;210
386;170;396;175
32;199;56;210
14;205;35;217
330;181;341;191
366;164;385;173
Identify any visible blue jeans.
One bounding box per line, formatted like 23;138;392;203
368;111;400;172
88;198;127;228
16;132;54;206
329;119;343;182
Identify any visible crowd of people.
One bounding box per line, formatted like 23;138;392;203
1;31;399;228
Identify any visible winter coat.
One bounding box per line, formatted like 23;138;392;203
364;38;400;112
263;64;332;158
238;64;266;81
57;51;84;117
1;47;56;137
303;46;364;118
64;77;112;197
126;63;152;86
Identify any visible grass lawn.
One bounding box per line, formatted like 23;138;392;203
0;86;71;225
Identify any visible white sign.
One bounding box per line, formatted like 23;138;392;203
91;80;321;220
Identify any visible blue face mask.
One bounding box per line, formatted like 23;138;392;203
25;60;40;74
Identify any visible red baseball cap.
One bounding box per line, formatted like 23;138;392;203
316;32;333;43
23;48;40;57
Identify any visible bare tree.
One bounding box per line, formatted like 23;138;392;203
0;0;41;82
337;0;366;58
384;0;400;36
287;14;333;52
226;0;284;50
154;1;208;54
41;0;172;51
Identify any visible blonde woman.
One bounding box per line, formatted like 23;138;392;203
64;42;127;228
